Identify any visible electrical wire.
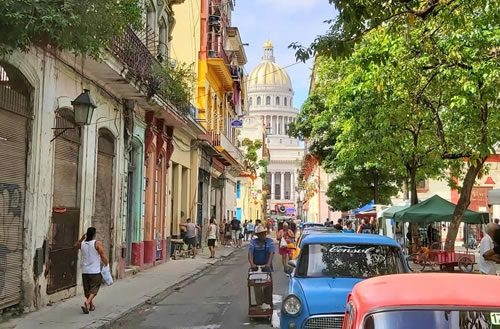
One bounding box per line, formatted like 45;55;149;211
192;61;301;103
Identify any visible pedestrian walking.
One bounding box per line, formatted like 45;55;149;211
231;217;241;248
179;218;200;258
289;219;297;235
343;221;355;233
267;218;274;233
479;223;499;275
369;217;378;234
73;227;109;314
357;218;372;234
248;225;275;305
206;218;218;258
248;225;275;270
219;218;226;245
246;220;255;240
482;228;500;263
277;222;295;272
224;220;232;247
333;218;343;231
243;220;248;238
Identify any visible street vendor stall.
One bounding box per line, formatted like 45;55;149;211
394;195;488;272
379;203;410;239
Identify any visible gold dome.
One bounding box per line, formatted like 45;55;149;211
263;40;273;48
248;61;291;88
248;41;292;89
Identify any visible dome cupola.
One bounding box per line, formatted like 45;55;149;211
247;41;292;91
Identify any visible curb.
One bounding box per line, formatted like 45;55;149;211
84;247;241;329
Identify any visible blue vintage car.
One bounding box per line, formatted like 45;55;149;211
280;233;409;329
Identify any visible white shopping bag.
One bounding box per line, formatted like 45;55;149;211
101;265;113;286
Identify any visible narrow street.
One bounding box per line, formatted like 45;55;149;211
109;245;288;329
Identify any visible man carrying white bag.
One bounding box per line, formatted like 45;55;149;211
74;227;111;314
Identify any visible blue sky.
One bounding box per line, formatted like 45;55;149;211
232;0;337;108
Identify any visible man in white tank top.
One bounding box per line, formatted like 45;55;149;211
74;227;109;314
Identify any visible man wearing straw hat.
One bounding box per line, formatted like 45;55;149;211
248;225;275;305
248;225;275;271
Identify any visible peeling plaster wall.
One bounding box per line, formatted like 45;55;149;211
6;49;126;310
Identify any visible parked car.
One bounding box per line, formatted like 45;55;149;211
281;234;408;329
342;273;500;329
299;222;324;230
291;227;343;260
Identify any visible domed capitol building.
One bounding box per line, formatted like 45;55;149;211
246;41;304;216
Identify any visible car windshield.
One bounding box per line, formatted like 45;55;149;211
296;243;404;278
364;310;500;329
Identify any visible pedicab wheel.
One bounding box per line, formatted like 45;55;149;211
406;254;420;272
458;256;474;273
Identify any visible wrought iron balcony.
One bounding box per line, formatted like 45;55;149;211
207;42;230;65
111;27;160;97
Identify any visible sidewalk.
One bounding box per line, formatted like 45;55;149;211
0;244;245;329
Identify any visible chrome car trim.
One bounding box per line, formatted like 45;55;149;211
303;314;344;329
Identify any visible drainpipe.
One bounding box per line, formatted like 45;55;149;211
318;166;321;222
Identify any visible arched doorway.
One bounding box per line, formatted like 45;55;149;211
47;107;81;294
93;129;115;266
0;62;33;308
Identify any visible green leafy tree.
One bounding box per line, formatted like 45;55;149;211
154;62;197;113
326;165;400;211
290;0;466;61
0;0;142;58
240;139;267;175
292;0;499;250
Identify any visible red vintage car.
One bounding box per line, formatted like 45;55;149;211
343;273;500;329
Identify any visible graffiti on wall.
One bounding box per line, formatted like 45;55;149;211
0;183;23;298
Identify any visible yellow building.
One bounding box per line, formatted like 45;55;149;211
171;0;248;227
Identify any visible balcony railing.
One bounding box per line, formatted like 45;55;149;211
111;27;192;117
111;27;159;96
208;43;230;65
220;132;243;163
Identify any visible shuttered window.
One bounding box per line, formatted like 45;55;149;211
0;62;32;309
0;111;28;308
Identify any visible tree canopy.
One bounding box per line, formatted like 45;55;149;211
0;0;142;58
291;0;499;249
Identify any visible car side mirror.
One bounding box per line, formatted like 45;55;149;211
288;259;297;268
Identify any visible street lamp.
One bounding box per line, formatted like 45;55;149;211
51;89;97;142
72;89;97;126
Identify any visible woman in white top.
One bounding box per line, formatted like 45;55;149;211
74;227;109;314
206;218;218;258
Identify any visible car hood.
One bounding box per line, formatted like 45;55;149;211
298;277;364;315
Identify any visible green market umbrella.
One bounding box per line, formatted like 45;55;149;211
382;204;410;219
394;194;488;224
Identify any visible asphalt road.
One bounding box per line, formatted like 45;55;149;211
109;244;288;329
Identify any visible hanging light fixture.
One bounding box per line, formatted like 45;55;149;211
72;89;97;126
51;89;97;143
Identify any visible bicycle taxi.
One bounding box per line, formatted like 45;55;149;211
391;195;488;273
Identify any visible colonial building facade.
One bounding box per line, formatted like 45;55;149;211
246;42;303;216
0;0;249;314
